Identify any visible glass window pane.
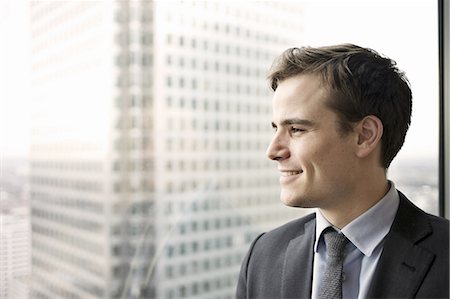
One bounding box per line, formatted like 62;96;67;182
0;1;439;299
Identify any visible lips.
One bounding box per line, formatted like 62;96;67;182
278;169;302;184
279;170;302;176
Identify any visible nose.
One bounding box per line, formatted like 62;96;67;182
266;133;290;161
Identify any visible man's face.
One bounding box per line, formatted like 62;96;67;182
267;73;359;209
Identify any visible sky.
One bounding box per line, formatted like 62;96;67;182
0;0;439;161
0;1;31;159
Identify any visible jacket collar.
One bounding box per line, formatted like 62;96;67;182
366;191;434;298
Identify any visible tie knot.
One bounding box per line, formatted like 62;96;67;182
323;229;348;258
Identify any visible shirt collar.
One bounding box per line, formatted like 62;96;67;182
314;181;400;256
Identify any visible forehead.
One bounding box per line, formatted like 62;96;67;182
272;73;332;120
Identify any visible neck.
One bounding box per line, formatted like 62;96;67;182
319;171;390;229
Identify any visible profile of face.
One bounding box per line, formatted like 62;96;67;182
266;73;360;209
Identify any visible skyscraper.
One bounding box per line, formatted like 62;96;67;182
29;1;306;298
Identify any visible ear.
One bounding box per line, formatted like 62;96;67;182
355;115;383;159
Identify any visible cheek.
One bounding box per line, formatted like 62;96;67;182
307;142;353;174
320;145;355;175
292;136;323;156
291;136;353;167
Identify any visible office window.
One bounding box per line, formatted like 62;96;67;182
1;1;443;299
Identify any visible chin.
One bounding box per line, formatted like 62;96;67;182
280;193;316;208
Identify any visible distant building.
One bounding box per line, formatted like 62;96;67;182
0;195;31;299
29;1;306;298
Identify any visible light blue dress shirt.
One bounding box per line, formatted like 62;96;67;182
311;181;400;299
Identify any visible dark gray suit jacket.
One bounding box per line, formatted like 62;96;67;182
236;192;449;298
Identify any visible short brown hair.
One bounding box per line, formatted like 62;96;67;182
268;44;412;168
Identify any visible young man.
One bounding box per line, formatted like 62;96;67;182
236;44;449;299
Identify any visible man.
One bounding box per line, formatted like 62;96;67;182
236;44;449;299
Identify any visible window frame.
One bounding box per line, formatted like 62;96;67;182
438;0;449;218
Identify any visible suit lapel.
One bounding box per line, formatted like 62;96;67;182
367;193;435;298
281;217;316;299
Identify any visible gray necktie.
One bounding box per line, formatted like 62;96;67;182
318;229;349;299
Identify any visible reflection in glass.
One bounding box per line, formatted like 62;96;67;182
28;1;306;298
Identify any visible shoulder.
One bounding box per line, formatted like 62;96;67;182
426;210;449;231
395;190;449;245
397;190;449;227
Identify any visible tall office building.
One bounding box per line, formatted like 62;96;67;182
29;1;305;298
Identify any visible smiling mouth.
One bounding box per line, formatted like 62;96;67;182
280;171;302;176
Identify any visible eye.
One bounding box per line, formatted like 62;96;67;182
290;127;305;134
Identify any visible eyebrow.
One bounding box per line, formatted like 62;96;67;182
272;118;316;127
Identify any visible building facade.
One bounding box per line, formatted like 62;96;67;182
29;1;306;298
